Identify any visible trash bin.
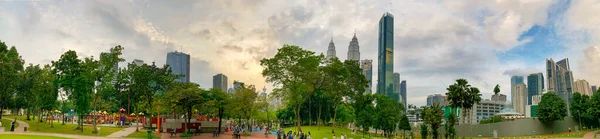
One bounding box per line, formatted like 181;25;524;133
147;130;152;139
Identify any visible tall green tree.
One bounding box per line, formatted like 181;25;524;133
260;45;324;131
18;64;44;120
424;103;443;139
73;56;99;132
354;93;375;138
420;124;428;139
586;91;600;127
92;45;125;133
52;50;81;124
374;95;404;137
570;92;590;127
399;114;411;139
445;110;457;139
207;88;231;134
0;41;24;119
538;92;567;130
231;84;258;130
445;79;481;125
166;82;205;133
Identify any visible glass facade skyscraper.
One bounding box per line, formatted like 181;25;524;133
400;80;407;110
511;76;524;102
213;73;228;92
347;33;360;61
166;51;190;83
527;73;544;105
361;59;373;94
546;58;574;116
377;12;395;102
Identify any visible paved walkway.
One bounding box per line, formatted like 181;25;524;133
2;117;29;133
106;126;137;138
548;130;599;139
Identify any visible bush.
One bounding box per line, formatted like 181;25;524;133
242;132;251;136
180;133;192;137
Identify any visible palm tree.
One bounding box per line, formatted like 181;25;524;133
494;84;500;95
445;79;482;125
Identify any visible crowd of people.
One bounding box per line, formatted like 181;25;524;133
276;128;312;139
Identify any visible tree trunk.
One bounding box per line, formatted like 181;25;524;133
295;104;301;131
332;104;338;133
318;103;322;126
217;107;224;134
308;99;312;126
26;109;31;120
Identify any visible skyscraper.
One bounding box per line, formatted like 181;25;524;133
377;12;395;101
233;80;244;91
427;94;447;106
326;38;336;60
546;58;574;115
166;51;190;83
213;73;228;92
511;76;524;102
347;32;360;61
361;59;373;94
592;86;598;93
400;80;407;110
512;83;527;114
574;79;592;96
527;73;544;105
393;73;401;103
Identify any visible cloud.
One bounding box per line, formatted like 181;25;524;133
503;68;543;77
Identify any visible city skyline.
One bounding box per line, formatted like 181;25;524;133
1;0;600;106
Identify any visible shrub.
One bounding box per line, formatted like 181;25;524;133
180;133;192;137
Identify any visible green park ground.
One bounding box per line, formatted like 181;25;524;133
283;126;387;139
1;118;19;131
0;134;70;139
4;115;122;137
125;128;160;139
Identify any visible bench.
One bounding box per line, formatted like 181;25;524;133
169;129;177;137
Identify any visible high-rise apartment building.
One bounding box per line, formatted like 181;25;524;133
347;33;360;61
326;38;336;60
511;76;524;102
166;51;190;83
213;73;228;92
512;83;527;114
574;79;592;96
400;80;407;109
469;99;505;124
491;93;507;102
361;59;373;94
546;58;574;115
377;12;395;101
233;80;244;91
427;94;447;106
592;86;598;93
527;73;544;105
393;73;401;103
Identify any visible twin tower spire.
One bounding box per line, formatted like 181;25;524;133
326;31;360;61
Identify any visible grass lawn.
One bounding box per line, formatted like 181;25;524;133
1;118;19;131
126;129;161;139
0;134;71;139
505;130;590;139
5;115;123;137
283;126;385;139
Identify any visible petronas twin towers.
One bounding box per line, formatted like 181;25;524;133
326;32;360;61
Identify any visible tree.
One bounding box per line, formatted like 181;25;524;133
423;103;443;139
73;56;99;132
538;92;567;130
0;41;24;119
18;64;44;121
92;45;124;133
420;124;428;139
493;84;500;95
399;114;411;139
354;94;375;138
207;88;231;134
52;50;81;125
261;45;324;131
570;92;590;128
374;94;404;138
166;82;205;133
478;115;503;124
445;110;457;139
335;103;355;127
587;91;600;128
445;79;481;125
231;84;258;130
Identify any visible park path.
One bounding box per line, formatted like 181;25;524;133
106;126;137;138
548;130;599;139
2;117;30;133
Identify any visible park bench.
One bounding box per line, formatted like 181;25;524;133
169;129;177;137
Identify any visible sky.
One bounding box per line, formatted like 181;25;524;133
1;0;599;106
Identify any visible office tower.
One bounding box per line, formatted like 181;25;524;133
213;73;228;92
427;94;447;106
574;79;592;96
361;59;373;94
347;32;360;61
400;80;407;109
512;83;527;114
531;95;542;105
133;59;145;66
527;73;544;105
469;99;505;124
166;51;190;83
511;76;524;102
491;93;507;102
326;38;336;60
546;58;574;115
377;12;395;102
393;73;401;103
592;86;598;93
